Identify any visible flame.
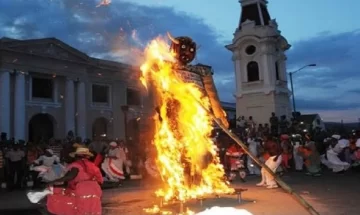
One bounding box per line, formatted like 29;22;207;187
140;36;233;203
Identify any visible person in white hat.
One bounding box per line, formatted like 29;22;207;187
27;146;103;215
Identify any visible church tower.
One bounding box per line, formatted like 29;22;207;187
226;0;291;124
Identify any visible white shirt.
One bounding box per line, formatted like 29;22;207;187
35;155;60;167
6;150;25;162
237;119;246;127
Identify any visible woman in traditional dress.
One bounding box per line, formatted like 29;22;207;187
297;140;321;176
27;146;103;215
321;135;350;173
280;134;292;170
247;135;260;175
31;149;65;183
292;134;304;171
257;137;282;189
101;141;126;181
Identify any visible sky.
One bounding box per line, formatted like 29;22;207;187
0;0;359;122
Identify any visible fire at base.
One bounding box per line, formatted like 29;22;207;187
140;36;234;203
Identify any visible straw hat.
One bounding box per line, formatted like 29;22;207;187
69;147;93;158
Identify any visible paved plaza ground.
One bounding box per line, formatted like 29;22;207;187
0;170;359;215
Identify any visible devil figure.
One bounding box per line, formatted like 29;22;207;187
167;32;197;65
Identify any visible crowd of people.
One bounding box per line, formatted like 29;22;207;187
0;113;360;214
0;131;145;192
218;113;360;189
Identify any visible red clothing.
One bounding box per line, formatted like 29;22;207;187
281;141;292;168
263;141;281;157
94;154;104;167
226;145;243;170
47;159;103;215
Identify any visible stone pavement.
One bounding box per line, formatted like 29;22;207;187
0;171;359;215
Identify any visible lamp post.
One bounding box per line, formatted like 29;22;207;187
289;64;316;113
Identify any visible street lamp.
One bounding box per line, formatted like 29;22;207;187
289;64;316;113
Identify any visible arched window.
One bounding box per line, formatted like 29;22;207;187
247;61;260;82
275;61;280;81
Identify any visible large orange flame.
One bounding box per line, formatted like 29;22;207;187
140;36;233;203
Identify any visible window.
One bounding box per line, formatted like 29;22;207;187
275;61;280;80
245;45;256;55
247;61;260;82
127;88;141;106
92;84;109;103
32;77;53;99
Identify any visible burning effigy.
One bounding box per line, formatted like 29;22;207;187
140;33;234;209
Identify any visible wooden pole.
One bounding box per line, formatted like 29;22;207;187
194;100;320;215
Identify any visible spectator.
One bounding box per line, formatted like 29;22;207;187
5;144;25;190
279;115;289;135
269;112;279;136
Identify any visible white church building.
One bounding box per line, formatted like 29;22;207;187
226;0;292;125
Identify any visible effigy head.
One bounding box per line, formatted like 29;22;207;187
167;32;197;65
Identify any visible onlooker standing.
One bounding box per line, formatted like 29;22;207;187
0;147;4;183
236;116;246;135
5;144;25;189
269;112;279;136
279;115;289;135
263;123;270;136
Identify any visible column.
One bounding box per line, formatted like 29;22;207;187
0;70;11;137
262;54;271;86
65;78;75;135
76;81;87;139
235;59;242;94
14;72;26;141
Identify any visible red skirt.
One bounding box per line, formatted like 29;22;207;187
47;181;102;215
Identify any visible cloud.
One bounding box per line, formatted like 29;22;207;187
0;0;359;121
0;0;234;100
286;30;360;121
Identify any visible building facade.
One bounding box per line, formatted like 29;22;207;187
226;0;292;124
0;37;151;142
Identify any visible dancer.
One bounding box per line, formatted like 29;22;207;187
31;149;64;182
247;135;260;175
257;138;282;189
321;135;350;173
297;139;321;176
27;146;103;215
101;141;126;181
280;134;292;170
292;134;304;171
226;142;245;181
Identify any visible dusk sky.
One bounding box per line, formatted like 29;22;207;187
0;0;359;122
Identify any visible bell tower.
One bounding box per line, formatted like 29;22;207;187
226;0;291;124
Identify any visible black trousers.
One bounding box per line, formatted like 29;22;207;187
8;161;23;189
